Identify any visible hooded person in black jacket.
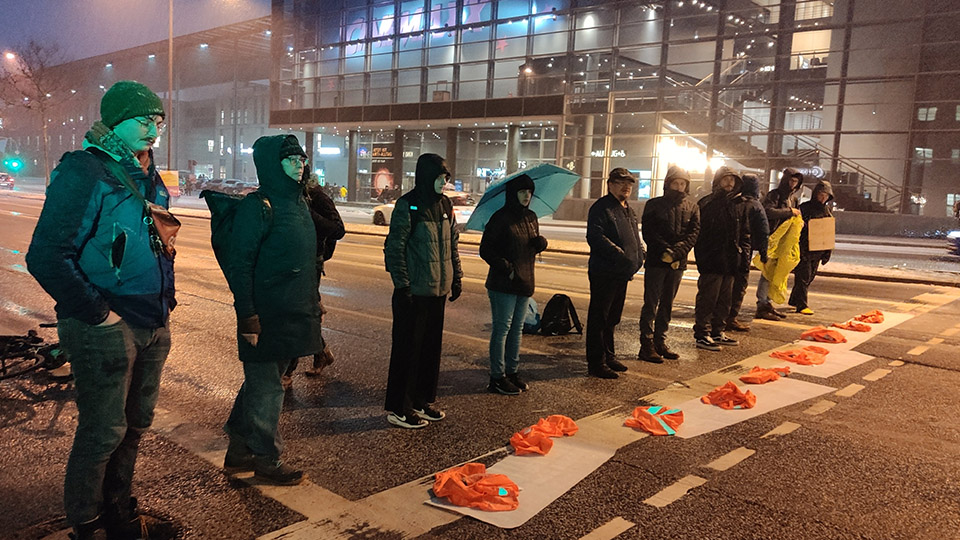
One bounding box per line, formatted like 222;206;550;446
755;168;803;320
637;166;700;363
222;134;321;486
726;174;770;332
586;168;644;379
789;180;835;314
693;166;747;351
480;174;548;394
383;153;463;429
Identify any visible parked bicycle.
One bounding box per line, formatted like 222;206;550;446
0;324;69;381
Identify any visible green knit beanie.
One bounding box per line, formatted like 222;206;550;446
101;81;165;128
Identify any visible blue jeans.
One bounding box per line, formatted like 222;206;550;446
224;357;292;461
756;273;772;308
487;290;529;379
57;317;170;527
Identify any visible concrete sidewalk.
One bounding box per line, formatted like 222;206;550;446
3;188;958;287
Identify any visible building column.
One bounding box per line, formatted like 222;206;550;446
580;115;594;198
347;129;359;202
393;129;404;191
505;125;520;175
446;127;458;187
304;131;315;173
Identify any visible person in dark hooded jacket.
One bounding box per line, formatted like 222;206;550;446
383;153;463;428
789;180;835;314
755;168;803;320
637;166;700;363
586;168;645;379
726;174;770;331
693;166;747;351
480;174;548;394
222;134;321;486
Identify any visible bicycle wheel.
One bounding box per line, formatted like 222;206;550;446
0;351;45;380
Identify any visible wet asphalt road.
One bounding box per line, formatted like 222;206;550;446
1;196;959;539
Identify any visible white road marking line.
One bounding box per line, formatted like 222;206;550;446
643;475;708;508
835;383;866;397
906;345;929;356
704;447;756;471
804;399;836;416
940;328;959;337
888;360;905;367
579;517;636;540
862;368;892;381
926;337;944;346
761;421;801;439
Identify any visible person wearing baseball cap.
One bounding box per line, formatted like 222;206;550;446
26;80;174;539
585;167;644;379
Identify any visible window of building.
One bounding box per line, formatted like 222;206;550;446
208;140;215;153
956;105;960;121
915;147;933;163
917;107;937;121
952;148;960;164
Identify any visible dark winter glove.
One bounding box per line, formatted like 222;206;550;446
396;286;413;306
449;280;462;302
531;235;548;253
821;251;831;265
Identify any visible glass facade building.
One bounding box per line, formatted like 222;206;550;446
271;0;960;215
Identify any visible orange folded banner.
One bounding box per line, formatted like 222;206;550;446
700;381;757;410
832;321;871;332
800;326;848;343
739;366;791;384
854;309;884;323
770;345;829;365
624;405;684;436
433;463;520;512
509;415;579;456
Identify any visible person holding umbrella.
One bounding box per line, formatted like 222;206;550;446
479;174;548;395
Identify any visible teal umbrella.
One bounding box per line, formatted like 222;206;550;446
464;163;581;232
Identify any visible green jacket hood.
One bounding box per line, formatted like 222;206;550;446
253;135;303;199
712;166;742;196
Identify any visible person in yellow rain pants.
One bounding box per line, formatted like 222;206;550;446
753;214;804;307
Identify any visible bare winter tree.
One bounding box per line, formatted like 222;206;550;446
0;41;73;185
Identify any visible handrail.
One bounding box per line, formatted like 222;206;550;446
662;78;901;209
695;58;746;87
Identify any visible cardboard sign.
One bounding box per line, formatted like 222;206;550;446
807;216;835;251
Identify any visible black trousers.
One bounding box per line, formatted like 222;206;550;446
385;290;446;414
639;266;683;342
789;255;821;310
694;273;734;339
728;268;750;322
586;275;629;369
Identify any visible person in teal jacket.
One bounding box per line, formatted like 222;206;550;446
26;80;173;540
221;134;322;485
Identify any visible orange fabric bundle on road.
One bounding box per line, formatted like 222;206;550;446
800;326;848;343
509;415;578;456
770;345;829;365
624;406;684;436
854;310;884;323
433;463;520;512
739;366;791;384
700;382;757;410
832;320;871;332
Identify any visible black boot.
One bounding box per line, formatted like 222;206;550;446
655;340;680;360
637;338;663;364
588;359;618;379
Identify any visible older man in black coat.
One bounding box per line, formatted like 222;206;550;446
585;168;645;379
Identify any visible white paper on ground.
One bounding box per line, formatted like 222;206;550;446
786;348;874;378
425;436;615;529
675;377;835;439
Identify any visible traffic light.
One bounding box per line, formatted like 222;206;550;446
3;156;23;172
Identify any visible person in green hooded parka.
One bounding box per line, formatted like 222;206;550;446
221;134;321;486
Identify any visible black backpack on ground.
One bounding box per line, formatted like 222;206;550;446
539;294;583;336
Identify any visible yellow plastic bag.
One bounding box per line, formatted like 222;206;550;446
752;215;804;304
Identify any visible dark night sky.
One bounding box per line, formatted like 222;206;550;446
0;0;271;62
